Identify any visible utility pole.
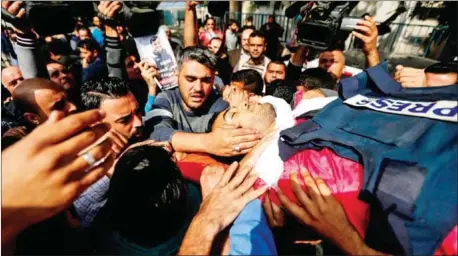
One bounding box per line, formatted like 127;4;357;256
229;1;242;24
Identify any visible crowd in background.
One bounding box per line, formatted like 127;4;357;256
1;1;457;255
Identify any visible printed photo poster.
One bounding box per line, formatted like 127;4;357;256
134;30;179;90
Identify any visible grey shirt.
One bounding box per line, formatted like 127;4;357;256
144;88;229;142
225;29;238;52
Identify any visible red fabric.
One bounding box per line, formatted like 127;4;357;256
434;225;457;255
254;147;369;238
177;146;369;239
177;153;226;183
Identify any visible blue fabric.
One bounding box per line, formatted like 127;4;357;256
229;199;277;255
82;57;108;83
73;175;110;229
91;27;105;48
278;62;458;255
144;94;156;114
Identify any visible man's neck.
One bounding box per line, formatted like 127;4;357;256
249;55;264;65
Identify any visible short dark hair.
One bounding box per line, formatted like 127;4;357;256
267;60;287;72
77;39;99;52
80;77;131;110
178;46;217;71
266;80;296;103
228;19;238;27
249;30;265;40
205;17;216;25
231;69;264;95
78;26;91;34
46;39;72;56
247;16;253;22
106;145;188;247
299;68;336;90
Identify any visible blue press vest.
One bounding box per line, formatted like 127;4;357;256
278;62;457;255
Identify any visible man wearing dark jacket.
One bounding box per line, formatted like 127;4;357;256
78;39;108;83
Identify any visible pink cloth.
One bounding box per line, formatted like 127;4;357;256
199;30;223;47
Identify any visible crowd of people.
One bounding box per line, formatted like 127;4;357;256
2;1;457;255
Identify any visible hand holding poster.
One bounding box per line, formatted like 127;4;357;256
134;30;179;90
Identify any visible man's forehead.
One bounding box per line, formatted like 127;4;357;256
181;60;213;76
100;93;139;117
268;63;286;71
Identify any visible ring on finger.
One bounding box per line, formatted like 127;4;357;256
233;144;241;152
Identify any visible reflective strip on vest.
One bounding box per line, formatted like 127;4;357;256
344;94;458;122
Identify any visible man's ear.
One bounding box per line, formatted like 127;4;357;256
23;112;41;126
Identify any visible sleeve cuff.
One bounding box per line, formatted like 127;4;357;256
15;32;39;48
105;36;122;49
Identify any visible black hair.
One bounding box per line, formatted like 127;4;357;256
249;30;266;40
231;69;264;95
266;79;296;103
228;19;238;27
299;68;336;90
205;17;216;25
178;46;217;71
267;60;287;72
246;16;253;22
107;145;188;247
46;39;72;56
80;77;131;110
77;38;99;52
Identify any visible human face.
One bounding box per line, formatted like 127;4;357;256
164;28;171;40
224;102;273;129
230;23;238;32
208;39;222;55
249;36;266;59
35;88;77;121
241;29;254;53
319;51;345;80
268;16;274;23
100;92;143;139
178;60;214;111
265;63;286;84
125;55;142;81
206;19;215;31
78;29;90;40
79;47;97;63
1;66;24;95
93;16;101;28
47;63;74;90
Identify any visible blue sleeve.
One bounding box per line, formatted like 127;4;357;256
144;94;156;114
229;199;277;255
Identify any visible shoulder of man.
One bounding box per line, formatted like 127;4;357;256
154;88;181;107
